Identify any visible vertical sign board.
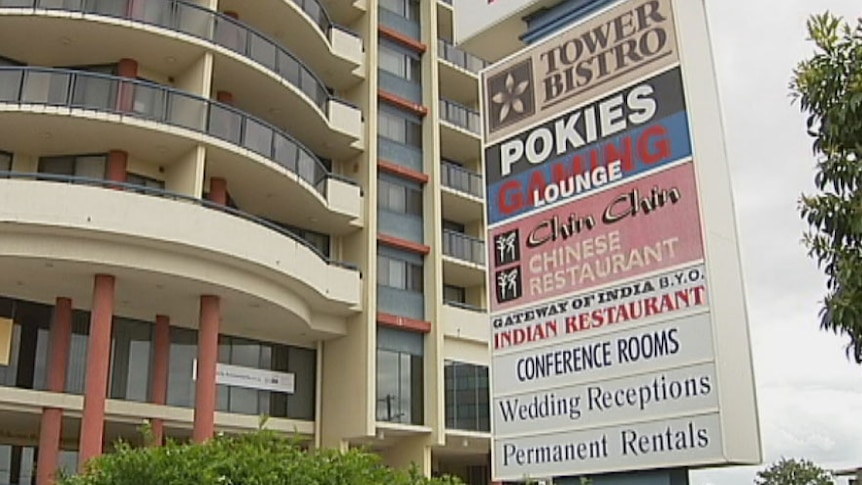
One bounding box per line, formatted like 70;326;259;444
479;0;762;480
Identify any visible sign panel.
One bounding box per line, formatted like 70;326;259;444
193;360;296;394
489;161;704;312
482;0;679;145
481;0;762;480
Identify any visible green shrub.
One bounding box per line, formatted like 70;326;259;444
59;429;464;485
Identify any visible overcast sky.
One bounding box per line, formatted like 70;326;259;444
689;1;862;484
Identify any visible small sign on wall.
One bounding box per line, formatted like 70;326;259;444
0;317;12;366
193;359;296;394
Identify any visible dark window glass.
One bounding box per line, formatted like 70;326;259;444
378;254;423;292
376;328;423;425
38;154;107;180
109;319;153;402
444;361;490;432
443;285;466;304
378;108;422;147
442;219;465;233
378;177;422;216
126;172;165;191
0;151;11;175
380;0;419;20
379;42;421;82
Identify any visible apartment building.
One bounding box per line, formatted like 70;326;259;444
0;0;493;483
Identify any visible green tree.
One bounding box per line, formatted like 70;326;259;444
58;429;464;485
791;12;862;363
755;458;833;485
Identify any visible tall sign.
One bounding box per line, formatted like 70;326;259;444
479;0;762;481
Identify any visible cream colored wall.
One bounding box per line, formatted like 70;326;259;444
174;53;214;98
11;153;37;172
165;146;205;197
380;436;432;475
319;1;377;450
422;0;448;451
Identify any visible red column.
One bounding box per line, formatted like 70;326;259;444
36;298;73;485
216;91;234;105
117;58;138;112
223;11;238;19
106;150;128;185
78;275;116;469
208;178;228;205
193;295;220;443
149;315;171;446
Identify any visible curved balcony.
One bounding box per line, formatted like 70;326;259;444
219;0;364;89
0;67;362;233
0;0;364;156
0;173;362;337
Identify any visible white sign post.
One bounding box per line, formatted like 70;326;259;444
479;0;762;481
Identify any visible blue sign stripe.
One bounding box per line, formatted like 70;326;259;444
487;111;693;225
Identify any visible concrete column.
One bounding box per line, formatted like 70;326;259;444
107;150;128;184
78;275;116;469
149;315;171;446
193;295;220;443
117;58;138;112
208;177;228;205
36;298;73;485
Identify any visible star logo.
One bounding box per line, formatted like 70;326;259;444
486;60;535;133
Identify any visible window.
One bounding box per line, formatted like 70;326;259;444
378;107;422;147
379;176;422;216
38;154;107;180
377;327;424;425
443;285;466;305
126;172;165;191
380;0;419;20
167;329;316;420
0;151;11;175
379;42;421;82
445;361;490;432
109;319;153;403
378;252;423;292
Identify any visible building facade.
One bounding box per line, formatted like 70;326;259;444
0;0;494;483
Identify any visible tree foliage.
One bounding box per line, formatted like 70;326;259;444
791;12;862;363
754;458;833;485
58;429;464;485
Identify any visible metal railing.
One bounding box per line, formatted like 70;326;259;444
286;0;333;37
0;67;356;198
438;38;486;74
441;161;483;198
378;136;423;172
442;230;486;266
444;300;485;313
0;0;333;113
0;171;358;270
439;98;481;134
378;69;422;104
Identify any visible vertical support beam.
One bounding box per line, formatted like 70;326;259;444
216;91;234;105
208;177;228;205
116;58;138;112
78;275;116;469
36;297;73;485
107;150;128;184
193;295;220;443
149;314;171;446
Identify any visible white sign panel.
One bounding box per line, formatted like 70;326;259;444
193;360;295;394
494;413;725;479
481;0;762;480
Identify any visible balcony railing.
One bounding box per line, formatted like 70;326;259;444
0;171;358;270
377;285;424;321
378;69;422;105
438;39;487;74
441;162;483;199
378;6;420;40
287;0;333;36
378;209;424;245
0;0;335;113
0;67;356;198
443;230;485;266
440;99;481;134
378;137;423;172
444;300;484;313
